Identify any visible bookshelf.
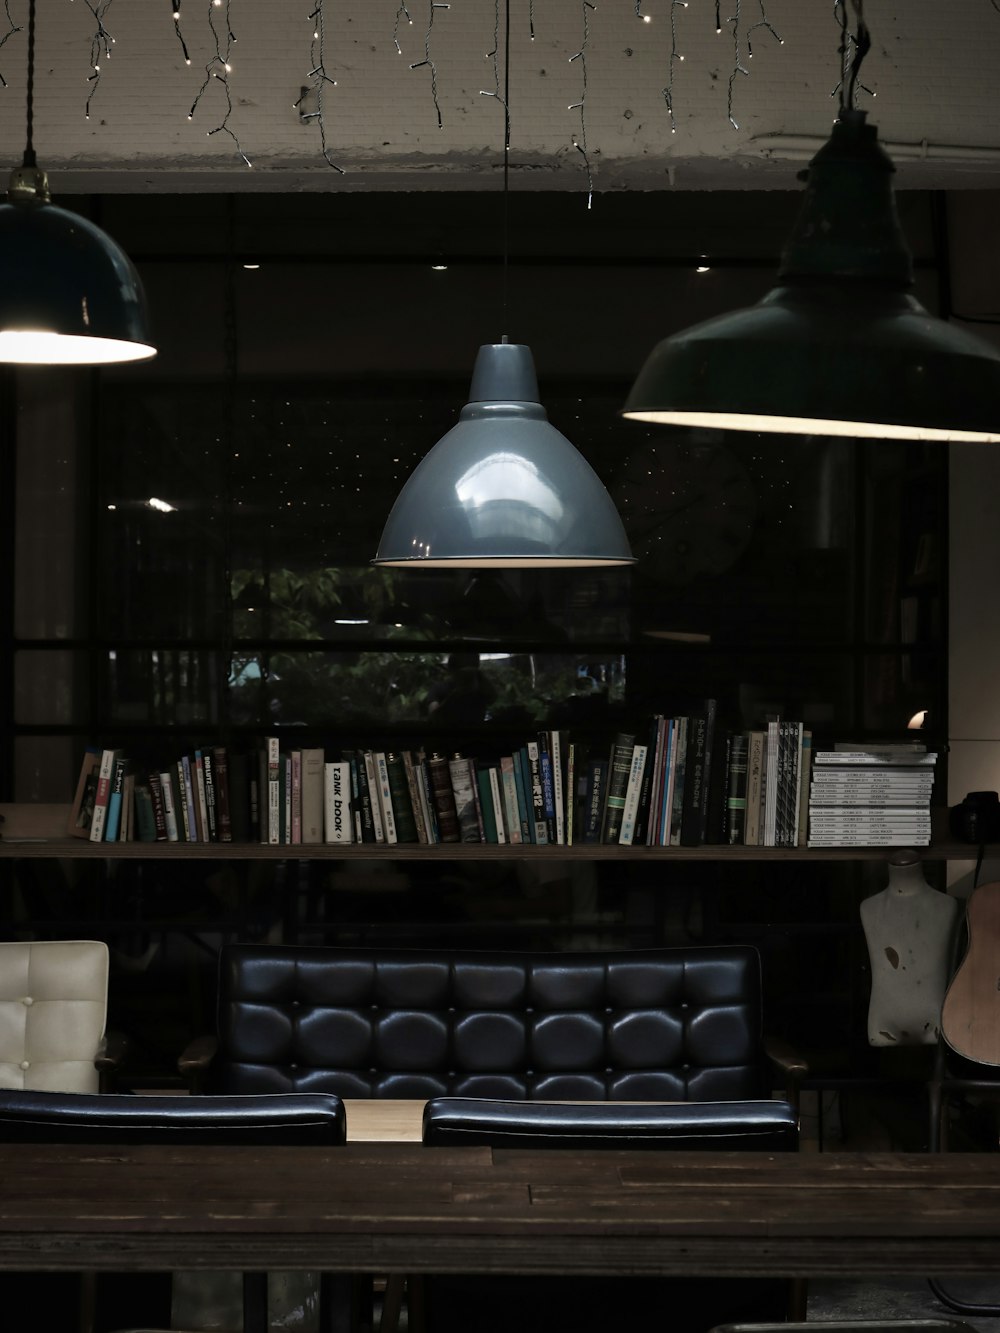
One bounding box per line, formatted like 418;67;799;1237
0;802;964;861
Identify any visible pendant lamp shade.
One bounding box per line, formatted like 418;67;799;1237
374;342;635;567
623;111;1000;442
0;167;156;365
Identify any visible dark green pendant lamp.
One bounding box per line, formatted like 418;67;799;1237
0;0;155;365
374;0;633;568
623;8;1000;443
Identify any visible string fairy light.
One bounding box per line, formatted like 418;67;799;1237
0;1;22;88
392;1;412;56
293;2;344;172
661;0;688;134
634;0;651;21
188;0;251;168
745;0;782;59
409;0;450;129
567;0;596;209
170;0;191;65
528;0;535;40
80;0;116;119
831;0;874;108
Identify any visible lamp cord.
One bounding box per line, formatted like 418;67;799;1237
837;0;871;117
502;0;510;333
23;0;35;166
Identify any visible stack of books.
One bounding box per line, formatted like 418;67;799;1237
806;743;937;847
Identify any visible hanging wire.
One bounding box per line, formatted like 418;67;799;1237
410;1;450;128
22;0;35;167
82;0;116;118
568;0;596;208
661;0;689;134
293;2;345;172
832;0;874;111
0;1;22;89
188;0;252;168
480;0;511;328
393;1;412;55
170;0;191;65
745;0;782;59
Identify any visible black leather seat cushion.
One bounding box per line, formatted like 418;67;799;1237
0;1088;346;1144
422;1095;799;1151
215;944;767;1100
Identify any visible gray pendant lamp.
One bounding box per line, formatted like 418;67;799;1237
0;0;155;365
623;10;1000;442
373;0;633;569
374;340;634;567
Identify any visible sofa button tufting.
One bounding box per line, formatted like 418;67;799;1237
19;1060;29;1070
22;996;33;1006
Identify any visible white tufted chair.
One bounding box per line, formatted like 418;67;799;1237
0;940;115;1093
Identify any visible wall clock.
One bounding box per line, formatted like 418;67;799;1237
615;438;757;583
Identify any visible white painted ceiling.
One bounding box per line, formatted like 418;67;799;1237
2;0;999;194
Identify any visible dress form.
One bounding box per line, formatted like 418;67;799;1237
860;852;961;1046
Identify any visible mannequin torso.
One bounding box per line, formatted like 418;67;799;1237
860;853;961;1047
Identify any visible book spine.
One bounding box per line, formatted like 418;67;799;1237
324;760;353;843
427;752;461;843
448;754;482;843
364;752;386;843
301;748;325;844
211;746;232;842
120;773;135;841
526;740;549;844
763;720;780;848
565;742;575;847
386;752;418;843
537;737;557;842
283;753;292;844
698;698;718;844
414;757;438;844
726;732;749;846
195;749;211;843
69;747;100;839
134;781;157;841
679;718;708;847
618;744;648;846
582;758;607;843
158;769;180;842
500;755;522;845
227;750;252;843
266;737;281;846
669;717;688;846
147;771;169;841
350;756;363;842
601;732;636;844
201;748;219;841
550;730;565;845
488;765;507;844
514;748;533;842
290;749;302;845
89;747;118;843
104;756;128;843
374;752;398;844
402;751;429;845
476;766;498;842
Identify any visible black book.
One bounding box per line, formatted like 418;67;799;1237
725;732;749;846
632;715;662;847
582;757;608;844
678;715;708;846
227;750;252;843
601;731;636;844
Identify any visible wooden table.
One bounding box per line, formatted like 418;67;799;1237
344;1099;425;1142
2;1145;1000;1279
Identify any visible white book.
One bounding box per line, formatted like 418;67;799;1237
618;744;649;846
363;751;386;843
176;759;192;842
324;760;353;843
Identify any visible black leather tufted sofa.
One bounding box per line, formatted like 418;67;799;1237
181;942;804;1107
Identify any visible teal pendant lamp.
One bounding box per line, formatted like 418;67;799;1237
0;0;155;365
374;0;633;569
623;6;1000;442
374;339;634;567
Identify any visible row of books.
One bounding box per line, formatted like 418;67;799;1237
66;732;937;849
806;743;937;848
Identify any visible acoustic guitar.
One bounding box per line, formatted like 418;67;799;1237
941;879;1000;1065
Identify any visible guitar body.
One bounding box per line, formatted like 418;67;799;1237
941;879;1000;1065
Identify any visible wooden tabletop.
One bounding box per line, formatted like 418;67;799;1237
3;1145;1000;1278
344;1099;425;1142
